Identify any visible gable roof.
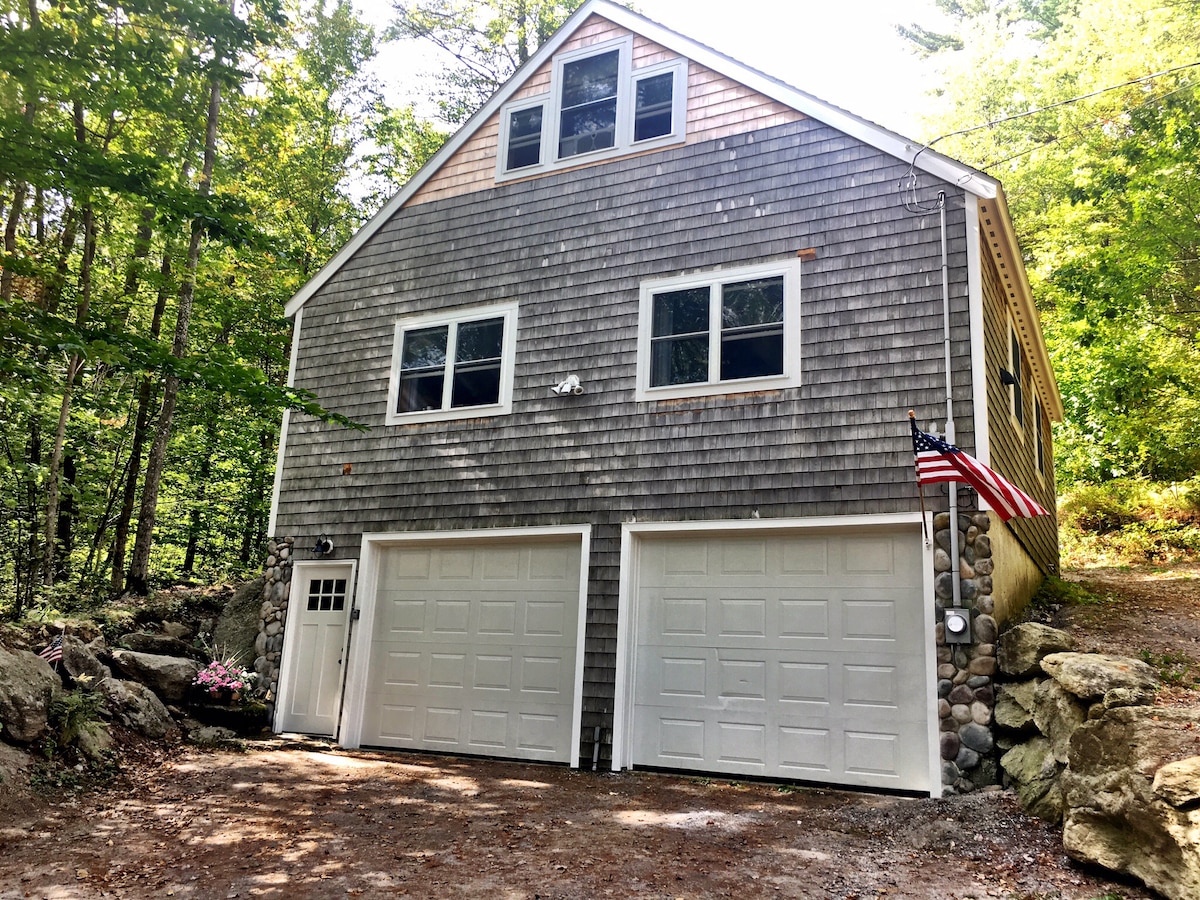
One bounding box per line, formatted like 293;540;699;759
286;0;999;320
284;0;1061;420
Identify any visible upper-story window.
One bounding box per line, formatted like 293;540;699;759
386;302;518;425
1035;396;1046;475
1009;322;1025;427
636;259;802;401
497;38;687;180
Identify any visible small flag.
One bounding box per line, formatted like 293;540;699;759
910;417;1048;522
38;635;63;664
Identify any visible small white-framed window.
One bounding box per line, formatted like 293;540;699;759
1009;321;1025;427
1035;396;1046;476
635;259;802;401
495;39;687;180
386;302;518;425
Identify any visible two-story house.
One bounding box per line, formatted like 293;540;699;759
263;0;1061;796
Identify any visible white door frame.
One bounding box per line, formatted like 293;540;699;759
339;524;592;762
612;513;940;794
274;558;358;737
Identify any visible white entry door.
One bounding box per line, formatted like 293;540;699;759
276;562;354;736
631;528;930;791
358;538;583;762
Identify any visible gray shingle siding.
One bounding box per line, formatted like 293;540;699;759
275;117;979;765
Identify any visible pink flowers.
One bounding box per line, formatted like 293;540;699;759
193;660;255;694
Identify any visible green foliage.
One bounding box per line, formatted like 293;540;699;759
48;690;105;746
1137;650;1198;687
1029;573;1105;608
909;0;1200;487
1059;478;1200;567
386;0;586;123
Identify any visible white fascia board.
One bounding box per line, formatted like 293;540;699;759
266;307;303;536
285;0;1000;319
965;194;989;468
988;187;1065;422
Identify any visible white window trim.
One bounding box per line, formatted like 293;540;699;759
385;301;518;426
1035;395;1046;480
495;38;688;182
635;258;802;402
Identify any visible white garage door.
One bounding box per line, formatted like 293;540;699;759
359;539;582;763
633;528;930;791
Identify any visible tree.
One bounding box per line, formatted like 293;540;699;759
906;0;1200;484
385;0;585;123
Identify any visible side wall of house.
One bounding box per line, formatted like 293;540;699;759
274;117;975;765
980;219;1059;616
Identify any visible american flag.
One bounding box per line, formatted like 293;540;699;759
910;418;1049;522
38;635;63;664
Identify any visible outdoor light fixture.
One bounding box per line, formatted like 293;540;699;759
551;374;584;396
312;534;334;555
999;368;1017;386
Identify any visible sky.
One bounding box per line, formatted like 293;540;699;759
356;0;947;139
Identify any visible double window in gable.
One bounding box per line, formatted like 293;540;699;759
497;38;687;179
636;259;802;401
386;302;518;425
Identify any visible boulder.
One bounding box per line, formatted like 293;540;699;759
75;720;116;762
997;623;1074;677
61;634;111;684
110;650;201;703
1062;706;1200;900
1000;736;1064;822
1040;652;1158;703
1032;678;1087;764
96;677;177;740
119;632;204;661
994;680;1038;732
211;575;266;672
0;645;61;743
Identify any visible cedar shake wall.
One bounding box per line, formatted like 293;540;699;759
409;17;804;207
275;118;975;765
981;234;1059;578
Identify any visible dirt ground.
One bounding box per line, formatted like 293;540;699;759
1;564;1197;900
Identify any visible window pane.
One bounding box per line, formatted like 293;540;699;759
720;326;783;380
561;50;619;108
652;287;710;337
651;335;708;387
398;371;445;412
634;72;674;141
400;325;448;369
720;276;785;381
722;276;784;328
451;362;502;407
559;50;619;158
456;317;504;362
507;106;542;170
559;102;616;156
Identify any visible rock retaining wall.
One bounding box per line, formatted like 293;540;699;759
995;622;1200;900
254;537;294;713
933;510;1000;793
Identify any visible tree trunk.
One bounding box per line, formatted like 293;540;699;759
127;38;226;594
181;415;219;577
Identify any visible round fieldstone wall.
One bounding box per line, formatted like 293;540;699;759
254;537;293;713
933;510;999;793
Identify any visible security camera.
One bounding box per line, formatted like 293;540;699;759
551;374;584;396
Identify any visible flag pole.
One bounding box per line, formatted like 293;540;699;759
909;410;929;542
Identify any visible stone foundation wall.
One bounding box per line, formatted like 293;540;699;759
933;510;1000;793
254;537;294;712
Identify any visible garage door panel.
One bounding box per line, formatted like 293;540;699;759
362;541;581;762
633;530;928;791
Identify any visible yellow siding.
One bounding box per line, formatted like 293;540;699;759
408;15;803;207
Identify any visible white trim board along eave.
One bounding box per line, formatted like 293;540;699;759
283;0;999;319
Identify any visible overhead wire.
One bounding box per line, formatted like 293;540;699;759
899;60;1200;212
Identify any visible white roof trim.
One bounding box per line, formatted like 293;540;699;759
286;0;1000;318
